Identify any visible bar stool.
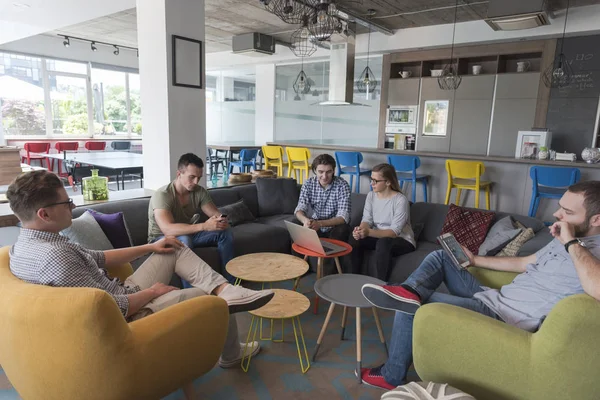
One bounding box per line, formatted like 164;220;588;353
528;166;580;218
21;142;51;169
229;149;259;173
387;155;429;202
335;151;371;193
286;147;311;184
85;141;106;151
53;142;79;176
444;159;493;210
262;145;287;177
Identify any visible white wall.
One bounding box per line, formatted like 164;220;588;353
255;63;275;145
0;34;139;69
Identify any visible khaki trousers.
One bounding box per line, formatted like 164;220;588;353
125;247;240;360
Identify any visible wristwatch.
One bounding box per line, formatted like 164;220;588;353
565;238;586;253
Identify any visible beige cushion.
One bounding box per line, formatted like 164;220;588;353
496;221;535;257
381;381;475;400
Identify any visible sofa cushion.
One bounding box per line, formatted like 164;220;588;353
231;222;291;256
497;221;535;257
410;203;452;244
207;188;240;208
350;193;367;227
72;198;151;246
217;199;256;227
386;241;442;283
86;209;134;249
441;204;495;254
255;178;299;217
231;184;259;217
255;214;297;229
61;211;114;250
478;216;522;256
382;381;475;400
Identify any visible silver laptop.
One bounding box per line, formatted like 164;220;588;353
284;220;348;255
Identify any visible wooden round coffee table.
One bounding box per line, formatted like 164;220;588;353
241;289;311;373
292;238;352;313
226;252;309;290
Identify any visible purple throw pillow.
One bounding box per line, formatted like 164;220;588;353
86;209;133;249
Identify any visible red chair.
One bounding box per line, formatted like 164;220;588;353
21;142;51;169
53;142;79;177
85;141;106;151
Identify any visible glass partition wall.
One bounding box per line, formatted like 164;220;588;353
274;55;382;147
206;67;256;143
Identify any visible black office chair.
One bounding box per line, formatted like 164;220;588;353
110;141;131;151
206;148;226;177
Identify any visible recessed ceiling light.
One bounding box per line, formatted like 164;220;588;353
12;2;30;9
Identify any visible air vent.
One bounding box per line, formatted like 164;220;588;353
485;0;551;31
232;33;276;56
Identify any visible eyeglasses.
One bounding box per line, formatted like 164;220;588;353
370;179;386;184
41;198;74;208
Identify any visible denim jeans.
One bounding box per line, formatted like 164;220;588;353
381;250;502;386
155;228;235;284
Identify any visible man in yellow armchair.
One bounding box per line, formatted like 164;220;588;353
358;181;600;390
6;170;274;372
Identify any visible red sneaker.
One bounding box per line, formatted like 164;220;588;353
361;284;421;315
359;366;396;390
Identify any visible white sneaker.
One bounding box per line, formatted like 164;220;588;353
218;285;274;314
218;341;261;368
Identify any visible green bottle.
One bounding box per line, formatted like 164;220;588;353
82;169;109;201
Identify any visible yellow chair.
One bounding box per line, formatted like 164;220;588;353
286;147;311;184
444;159;493;210
262;145;287;177
0;247;229;400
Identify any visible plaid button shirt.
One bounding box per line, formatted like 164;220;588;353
9;229;140;317
294;176;351;232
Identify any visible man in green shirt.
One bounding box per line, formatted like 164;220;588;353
148;153;235;283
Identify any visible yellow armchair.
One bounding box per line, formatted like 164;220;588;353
0;246;229;400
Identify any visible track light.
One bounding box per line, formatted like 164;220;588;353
113;45;120;55
91;41;97;51
63;36;70;47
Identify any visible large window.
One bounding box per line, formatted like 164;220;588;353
0;51;141;138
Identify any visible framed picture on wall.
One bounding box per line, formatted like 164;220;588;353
422;100;449;136
172;35;203;89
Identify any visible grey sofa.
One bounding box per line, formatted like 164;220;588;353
2;180;553;287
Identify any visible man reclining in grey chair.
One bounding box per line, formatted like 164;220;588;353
6;170;274;399
358;181;600;390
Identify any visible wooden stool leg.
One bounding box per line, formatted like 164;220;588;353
372;307;388;355
334;257;343;275
312;302;335;361
356;308;362;383
341;306;348;340
314;257;324;314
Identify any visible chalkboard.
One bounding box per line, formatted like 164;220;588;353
546;35;600;154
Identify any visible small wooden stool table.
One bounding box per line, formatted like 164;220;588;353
292;238;352;314
312;274;388;383
226;252;309;290
241;289;311;373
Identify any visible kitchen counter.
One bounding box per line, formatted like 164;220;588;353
268;141;600;169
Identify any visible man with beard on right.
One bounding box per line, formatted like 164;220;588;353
357;180;600;390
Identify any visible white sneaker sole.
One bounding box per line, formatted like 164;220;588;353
227;291;275;314
361;284;420;315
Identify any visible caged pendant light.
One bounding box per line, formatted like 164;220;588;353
355;12;378;99
291;15;317;57
542;0;574;88
263;0;317;25
293;57;312;96
438;0;461;90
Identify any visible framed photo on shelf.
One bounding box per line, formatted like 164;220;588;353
515;130;552;159
172;35;203;89
422;100;449;136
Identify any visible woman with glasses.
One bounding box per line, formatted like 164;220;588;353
347;163;416;280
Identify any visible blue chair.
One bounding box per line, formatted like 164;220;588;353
335;151;371;193
228;149;259;173
387;155;429;203
528;166;581;218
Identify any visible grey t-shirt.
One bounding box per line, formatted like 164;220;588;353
474;234;600;332
361;191;415;247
